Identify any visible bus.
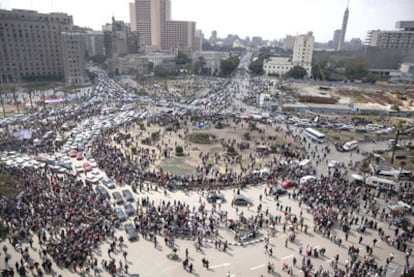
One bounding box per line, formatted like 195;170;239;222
304;128;325;143
365;176;397;192
343;140;359;152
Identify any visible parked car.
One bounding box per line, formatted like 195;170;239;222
207;192;225;203
232;194;253;206
281;180;297;189
76;152;83;160
393;216;411;229
112;191;124;205
96;185;110;199
328;160;344;168
114;207;126;222
122;189;134;202
102;178;116;189
124;203;135;217
125;223;138;241
83;162;92;172
270;187;287;195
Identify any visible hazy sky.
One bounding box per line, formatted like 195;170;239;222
2;0;413;42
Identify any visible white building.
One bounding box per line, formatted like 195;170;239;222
264;32;314;77
292;32;314;76
263;57;293;76
283;35;296;50
142;52;175;66
365;21;414;49
192;51;230;73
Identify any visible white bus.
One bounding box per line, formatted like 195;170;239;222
343;140;359;151
365;176;397;191
304;128;325;143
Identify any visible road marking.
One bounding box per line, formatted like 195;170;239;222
210;262;231;269
250;264;265;270
281;254;294;260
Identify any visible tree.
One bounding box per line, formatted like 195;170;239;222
286;66;307;79
89;54;106;64
154;64;178;78
147;62;154;73
0;87;6;117
220;56;240;77
26;89;34;110
175;51;191;65
248;59;264;75
248;47;272;75
11;87;20;114
193;56;207;75
363;73;378;84
345;57;368;80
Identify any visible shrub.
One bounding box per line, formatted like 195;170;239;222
151;131;160;141
215;122;223;129
227;146;237;156
139;123;145;130
332;134;341;141
244;132;251;141
131;147;137;155
270;145;277;153
187;133;216;144
175;146;184;156
0;222;8;240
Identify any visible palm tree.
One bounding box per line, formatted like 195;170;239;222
0;86;6;117
11;87;20;114
27;88;34;110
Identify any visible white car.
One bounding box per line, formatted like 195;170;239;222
328;160;344;168
75;164;84;173
88;159;98;168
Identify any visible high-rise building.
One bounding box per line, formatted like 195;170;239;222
61;32;89;84
130;0;198;52
85;30;105;57
332;29;341;49
283;35;296;50
102;18;141;58
0;9;86;84
292;32;314;76
129;0;170;51
264;32;314;77
209;30;217;46
365;21;414;49
337;2;349;51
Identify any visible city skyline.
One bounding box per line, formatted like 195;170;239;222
2;0;414;42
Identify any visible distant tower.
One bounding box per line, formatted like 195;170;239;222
337;0;349;51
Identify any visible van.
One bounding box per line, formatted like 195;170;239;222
300;175;317;185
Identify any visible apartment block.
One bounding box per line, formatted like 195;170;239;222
61;31;89;84
0;9;76;83
366;21;414;49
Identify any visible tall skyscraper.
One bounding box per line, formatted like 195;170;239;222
337;1;349;51
292;32;314;76
129;0;170;51
130;0;199;52
332;29;341;49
